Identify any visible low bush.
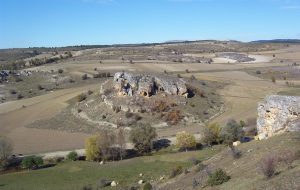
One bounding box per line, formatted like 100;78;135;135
97;178;112;188
125;111;134;118
15;77;23;82
165;110;183;125
77;93;87;102
143;182;153;190
82;74;88;80
151;101;170;112
58;69;64;74
207;168;230;186
81;185;92;190
37;84;44;90
189;157;200;165
190;75;196;81
21;156;44;170
87;90;93;95
271;76;276;83
258;154;277;179
169;165;183;178
256;70;261;74
69;78;75;83
67;151;78;161
229;146;242;159
9;89;17;94
17;94;24;99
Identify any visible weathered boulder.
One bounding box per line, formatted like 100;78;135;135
111;181;117;187
257;95;300;139
113;72;189;97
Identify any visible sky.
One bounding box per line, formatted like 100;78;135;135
0;0;300;48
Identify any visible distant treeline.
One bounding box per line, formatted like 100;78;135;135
250;39;300;44
0;51;72;70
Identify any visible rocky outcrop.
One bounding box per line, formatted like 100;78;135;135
257;95;300;139
113;72;189;97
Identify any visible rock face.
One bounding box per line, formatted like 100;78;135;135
257;95;300;139
113;72;189;97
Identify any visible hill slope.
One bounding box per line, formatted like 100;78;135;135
159;132;300;190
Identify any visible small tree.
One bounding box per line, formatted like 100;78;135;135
207;168;230;186
221;119;244;145
85;136;100;161
21;156;44;170
67;151;78;161
176;131;196;152
116;127;126;160
0;136;13;169
202;123;222;146
129;124;157;154
97;131;116;161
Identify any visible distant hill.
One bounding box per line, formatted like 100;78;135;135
251;39;300;44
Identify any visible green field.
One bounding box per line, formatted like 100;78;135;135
0;146;223;190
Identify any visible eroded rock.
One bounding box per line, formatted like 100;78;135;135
257;95;300;139
113;72;189;97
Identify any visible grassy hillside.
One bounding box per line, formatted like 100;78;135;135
159;132;300;190
0;146;223;190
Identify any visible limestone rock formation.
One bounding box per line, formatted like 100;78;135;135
257;95;300;139
113;72;189;97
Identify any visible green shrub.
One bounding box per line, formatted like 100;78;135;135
221;119;244;145
143;182;153;190
207;168;230;186
129;124;157;154
58;69;64;74
21;156;44;169
67;151;78;161
202;123;222;146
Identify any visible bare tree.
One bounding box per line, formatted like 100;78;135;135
97;131;116;161
117;127;126;160
0;136;13;161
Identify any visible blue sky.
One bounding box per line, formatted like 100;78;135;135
0;0;300;48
